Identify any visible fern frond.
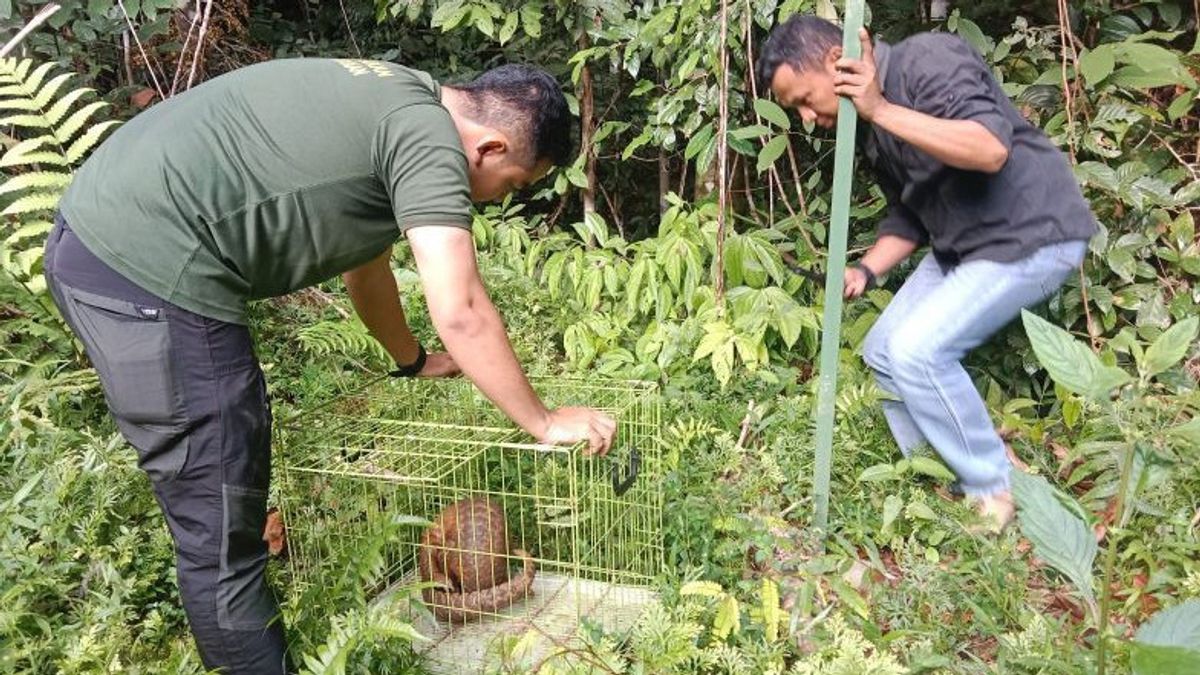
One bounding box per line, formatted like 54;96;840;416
22;62;56;96
1;192;61;216
45;89;95;129
53;101;108;145
31;73;74;110
0;135;58;168
66;120;119;164
679;580;726;598
0;172;70;197
0;113;51;129
12;59;32;82
0;99;40;112
5;220;54;245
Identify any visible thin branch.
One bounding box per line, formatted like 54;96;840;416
0;3;61;58
1056;0;1078;164
169;1;202;96
338;0;363;57
116;0;166;99
185;0;214;91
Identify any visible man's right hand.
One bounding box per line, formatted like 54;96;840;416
539;407;617;456
844;266;870;299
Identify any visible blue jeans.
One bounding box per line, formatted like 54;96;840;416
862;240;1089;496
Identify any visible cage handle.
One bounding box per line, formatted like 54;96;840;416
611;447;641;496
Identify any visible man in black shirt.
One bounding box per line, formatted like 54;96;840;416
758;16;1096;531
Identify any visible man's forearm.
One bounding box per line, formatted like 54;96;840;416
871;102;1008;173
861;234;919;277
432;290;550;438
343;250;421;366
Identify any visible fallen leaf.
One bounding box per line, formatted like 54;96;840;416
131;88;158;108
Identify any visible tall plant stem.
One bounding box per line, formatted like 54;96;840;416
1095;438;1136;675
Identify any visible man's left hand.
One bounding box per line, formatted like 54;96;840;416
833;27;888;122
418;351;461;378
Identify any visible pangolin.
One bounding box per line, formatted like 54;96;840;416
418;496;536;623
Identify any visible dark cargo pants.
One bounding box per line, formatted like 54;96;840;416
43;216;290;674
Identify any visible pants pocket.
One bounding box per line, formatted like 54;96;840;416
218;484;276;631
64;285;189;481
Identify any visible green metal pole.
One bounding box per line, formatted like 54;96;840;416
812;0;866;538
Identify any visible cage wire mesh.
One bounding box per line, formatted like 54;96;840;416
276;376;662;671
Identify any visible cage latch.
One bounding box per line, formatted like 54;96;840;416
611;447;641;496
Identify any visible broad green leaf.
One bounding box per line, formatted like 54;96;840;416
1079;46;1115;86
753;98;791;130
497;11;518;45
881;494;903;535
858;463;896;482
906;501;937;520
1132;645;1200;675
1022;310;1130;401
828;577;869;619
1141;317;1198;378
1133;600;1200;675
684;123;713;160
1167;417;1200;449
756;135;788;174
1167;88;1198;122
1011;471;1097;608
1110;65;1190;90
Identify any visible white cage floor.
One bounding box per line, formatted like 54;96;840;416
379;571;658;673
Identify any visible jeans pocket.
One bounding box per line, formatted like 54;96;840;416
218;484;276;631
64;286;190;481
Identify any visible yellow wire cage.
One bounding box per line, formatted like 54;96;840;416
276;376;662;672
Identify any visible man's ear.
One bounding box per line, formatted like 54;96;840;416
472;134;508;167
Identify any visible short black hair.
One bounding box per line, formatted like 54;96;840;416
756;15;843;91
454;64;572;167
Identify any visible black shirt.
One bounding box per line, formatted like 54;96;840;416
864;33;1097;266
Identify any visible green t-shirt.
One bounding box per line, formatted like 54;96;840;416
60;58;472;324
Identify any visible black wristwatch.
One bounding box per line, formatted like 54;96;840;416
854;262;878;290
390;344;427;378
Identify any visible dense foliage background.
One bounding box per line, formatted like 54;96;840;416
1;1;1198;673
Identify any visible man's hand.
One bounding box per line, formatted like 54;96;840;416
843;266;870;299
833;27;888;122
417;351;461;378
539;407;617;456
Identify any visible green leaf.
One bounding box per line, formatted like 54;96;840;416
0;170;70;197
1022;310;1131;401
909;456;956;482
565;166;589;189
881;494;903;535
497;11;519;45
756;135;788;174
858;463;896;482
1132;645;1200;675
684;123;713;161
1141;317;1198;378
753;98;791;130
1011;471;1097;608
1110;65;1190;90
1079;46;1115;86
680;580;725;597
1133;600;1200;675
1167;417;1200;449
1167;88;1198;122
828;577;869;619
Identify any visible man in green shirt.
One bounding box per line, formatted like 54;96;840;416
43;60;616;673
